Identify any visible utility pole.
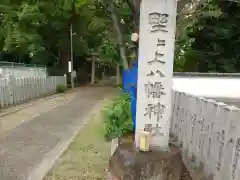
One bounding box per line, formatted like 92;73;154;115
69;0;76;89
70;23;74;89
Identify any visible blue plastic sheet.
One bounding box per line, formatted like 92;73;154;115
122;62;138;128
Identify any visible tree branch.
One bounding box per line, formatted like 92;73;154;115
99;1;111;13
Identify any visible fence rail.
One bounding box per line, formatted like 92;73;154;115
0;61;47;78
170;91;240;180
0;67;47;78
0;76;66;108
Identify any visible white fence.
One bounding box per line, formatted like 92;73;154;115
170;91;240;180
0;76;67;108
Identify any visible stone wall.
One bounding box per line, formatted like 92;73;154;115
170;90;240;180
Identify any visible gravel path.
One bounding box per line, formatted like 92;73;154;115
0;87;114;180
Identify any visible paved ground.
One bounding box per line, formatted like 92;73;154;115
0;92;77;134
0;87;114;180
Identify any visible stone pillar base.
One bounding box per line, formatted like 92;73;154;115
108;135;192;180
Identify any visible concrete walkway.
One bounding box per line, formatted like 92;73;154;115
0;87;114;180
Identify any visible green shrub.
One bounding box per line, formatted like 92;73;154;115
56;84;67;93
102;93;134;141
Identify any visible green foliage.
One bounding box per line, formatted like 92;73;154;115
56;84;67;93
0;0;122;70
102;93;133;141
4;0;240;73
176;0;240;73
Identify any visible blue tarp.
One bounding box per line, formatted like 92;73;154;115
122;62;138;128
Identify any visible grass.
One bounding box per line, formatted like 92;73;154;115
44;103;111;180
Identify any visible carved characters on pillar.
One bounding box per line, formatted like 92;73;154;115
144;124;166;136
148;51;165;65
145;81;166;99
149;13;169;33
147;70;165;77
232;138;240;180
142;11;170;138
146;38;167;77
157;39;166;46
144;103;166;121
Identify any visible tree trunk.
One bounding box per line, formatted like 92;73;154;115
125;0;141;63
116;63;121;86
133;0;141;33
102;66;105;80
91;58;96;84
109;2;129;70
126;0;141;33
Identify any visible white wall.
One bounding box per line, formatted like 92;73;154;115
173;77;240;98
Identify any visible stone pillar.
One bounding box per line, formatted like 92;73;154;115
135;0;177;149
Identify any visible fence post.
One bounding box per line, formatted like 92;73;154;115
181;93;189;152
226;107;240;180
170;90;176;136
19;78;22;103
43;76;47;95
191;96;205;168
26;78;30;100
177;92;185;146
212;105;233;180
50;77;54;93
209;102;227;176
7;75;15;106
171;91;180;139
3;78;8;106
29;77;32;99
40;76;43;96
202;99;217;177
34;76;37;98
197;98;209;171
23;77;26;102
15;78;19;104
46;77;49;94
179;92;188;150
54;76;57;92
